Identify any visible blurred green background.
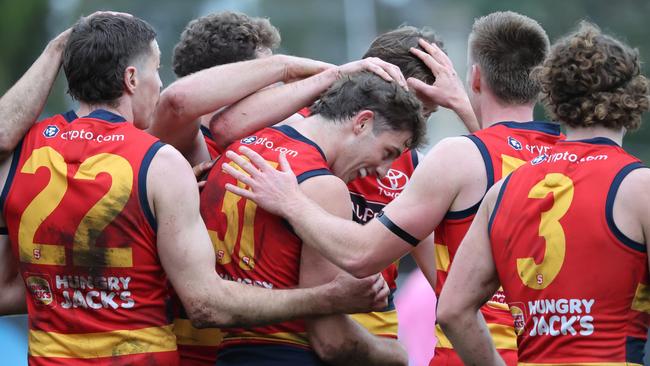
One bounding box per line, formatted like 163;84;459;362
2;0;649;158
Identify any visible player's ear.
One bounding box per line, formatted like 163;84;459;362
123;66;138;95
353;110;375;136
470;64;481;94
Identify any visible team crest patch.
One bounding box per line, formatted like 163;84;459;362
509;303;526;335
531;154;548;165
25;274;56;307
241;136;257;145
507;136;522;151
43;125;60;138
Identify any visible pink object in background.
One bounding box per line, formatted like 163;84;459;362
396;269;437;366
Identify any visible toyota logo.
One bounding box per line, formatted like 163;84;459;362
376;169;409;191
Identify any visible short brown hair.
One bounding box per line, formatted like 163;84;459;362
363;26;444;85
172;11;280;77
64;14;156;105
311;72;426;149
469;11;549;104
535;21;649;130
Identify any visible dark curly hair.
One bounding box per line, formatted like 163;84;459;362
535;21;649;130
63;14;156;106
469;11;549;104
363;25;444;85
311;72;426;150
172;11;281;77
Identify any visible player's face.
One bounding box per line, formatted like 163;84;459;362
334;128;410;183
132;40;162;130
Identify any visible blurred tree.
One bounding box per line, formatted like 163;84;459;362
0;0;49;94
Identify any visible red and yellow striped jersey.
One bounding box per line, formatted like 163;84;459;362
432;121;564;366
489;138;648;365
199;125;332;358
2;110;177;366
347;149;419;338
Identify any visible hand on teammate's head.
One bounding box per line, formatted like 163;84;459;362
407;38;470;114
336;58;407;89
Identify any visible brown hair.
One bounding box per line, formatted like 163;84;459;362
535;21;649;130
469;11;549;104
63;14;156;106
311;72;426;149
363;26;444;84
172;11;280;77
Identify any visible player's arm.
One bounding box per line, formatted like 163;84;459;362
612;166;650;273
149;145;388;328
407;39;479;132
299;175;407;366
436;180;505;366
0;154;26;315
149;55;332;165
411;233;436;290
210;58;408;151
223;137;474;278
0;226;25;315
0;28;70;160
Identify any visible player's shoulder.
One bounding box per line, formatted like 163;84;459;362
420;136;484;175
299;173;347;196
148;144;194;186
149;144;189;168
616;164;650;206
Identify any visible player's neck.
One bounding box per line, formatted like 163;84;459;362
477;93;535;128
77;100;133;122
287;115;344;163
564;125;625;146
479;105;535;128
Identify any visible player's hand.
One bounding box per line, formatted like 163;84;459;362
48;28;72;53
280;55;335;83
223;146;301;217
327;272;389;313
49;12;134;53
407;39;477;121
192;159;216;190
335;58;408;89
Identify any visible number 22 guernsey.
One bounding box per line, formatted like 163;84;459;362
2;110;177;365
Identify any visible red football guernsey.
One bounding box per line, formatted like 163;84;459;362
432;121;564;366
199;125;332;359
1;110;176;366
347;149;419;338
489;138;648;365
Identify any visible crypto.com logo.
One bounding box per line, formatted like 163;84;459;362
376;169;409;191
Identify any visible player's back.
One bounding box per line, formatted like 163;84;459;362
432;121;563;365
1;110;176;365
347;149;419;338
489;137;648;365
199;125;332;365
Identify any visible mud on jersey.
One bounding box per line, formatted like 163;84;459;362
2;110;176;366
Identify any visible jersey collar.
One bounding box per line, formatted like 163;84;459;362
62;109;127;123
560;137;620;147
492;121;562;136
